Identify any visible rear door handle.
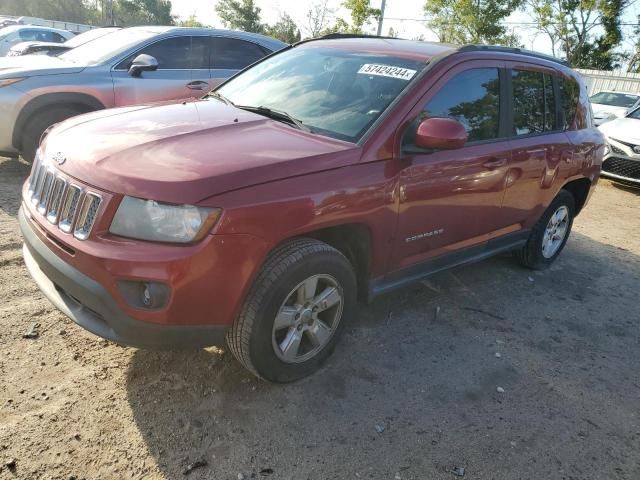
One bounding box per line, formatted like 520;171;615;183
482;158;507;170
186;80;209;90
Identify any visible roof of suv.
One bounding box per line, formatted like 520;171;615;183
301;34;568;67
301;36;456;61
115;25;288;49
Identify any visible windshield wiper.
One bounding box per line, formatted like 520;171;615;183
207;90;234;106
236;105;310;132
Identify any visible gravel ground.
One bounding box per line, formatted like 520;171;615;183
0;156;639;480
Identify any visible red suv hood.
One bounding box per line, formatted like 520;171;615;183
43;100;361;204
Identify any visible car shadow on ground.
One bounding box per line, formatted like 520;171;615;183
125;232;640;480
0;156;30;217
611;180;640;195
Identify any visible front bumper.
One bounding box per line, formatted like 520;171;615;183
20;206;227;349
602;139;640;185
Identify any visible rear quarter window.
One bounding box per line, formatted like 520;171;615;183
560;77;581;130
211;37;269;70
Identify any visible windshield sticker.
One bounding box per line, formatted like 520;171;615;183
358;64;417;81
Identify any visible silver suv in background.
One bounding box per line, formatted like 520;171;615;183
0;26;286;161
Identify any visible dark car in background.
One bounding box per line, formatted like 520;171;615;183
6;26;122;57
0;26;286;161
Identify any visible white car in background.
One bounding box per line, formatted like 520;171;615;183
598;107;640;185
590;90;640;126
0;25;73;56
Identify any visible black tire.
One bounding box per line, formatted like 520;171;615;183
226;238;357;383
21;107;83;163
516;189;575;269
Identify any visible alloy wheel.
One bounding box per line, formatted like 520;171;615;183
271;274;344;363
542;205;569;258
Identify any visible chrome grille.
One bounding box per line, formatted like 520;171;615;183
74;193;101;240
46;177;66;224
26;157;102;240
58;185;82;233
37;170;55;214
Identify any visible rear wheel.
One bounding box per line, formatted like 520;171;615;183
226;238;356;383
21;107;83;163
516;189;575;269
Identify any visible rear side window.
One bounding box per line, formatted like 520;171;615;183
211;37;269;70
421;68;501;143
116;36;209;70
559;78;580;130
18;30;41;41
512;70;557;135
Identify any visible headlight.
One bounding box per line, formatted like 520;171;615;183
109;196;221;243
603;144;610;155
0;77;26;88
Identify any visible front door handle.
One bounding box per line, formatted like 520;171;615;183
186;80;209;90
482;158;507;170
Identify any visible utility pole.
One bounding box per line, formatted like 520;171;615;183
376;0;386;36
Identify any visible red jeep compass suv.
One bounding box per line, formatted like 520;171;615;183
20;36;603;382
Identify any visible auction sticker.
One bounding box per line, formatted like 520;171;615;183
357;64;417;80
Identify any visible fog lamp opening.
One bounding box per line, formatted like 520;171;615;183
117;280;170;310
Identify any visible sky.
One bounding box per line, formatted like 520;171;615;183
170;0;640;59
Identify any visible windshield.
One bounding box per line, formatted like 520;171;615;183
0;26;19;41
216;46;426;142
628;107;640;119
65;28;119;48
60;28;158;65
590;92;639;108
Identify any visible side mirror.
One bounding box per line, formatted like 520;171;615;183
128;54;158;78
415;117;468;150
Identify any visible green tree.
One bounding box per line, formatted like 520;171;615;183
528;0;629;69
627;15;640;72
423;0;523;46
343;0;381;33
305;0;334;38
215;0;265;33
0;0;101;24
178;14;206;27
113;0;175;26
267;13;301;43
320;0;381;35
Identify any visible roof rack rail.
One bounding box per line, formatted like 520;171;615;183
457;45;569;66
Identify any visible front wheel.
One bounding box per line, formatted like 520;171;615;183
516;189;575;269
21;107;83;163
226;238;356;383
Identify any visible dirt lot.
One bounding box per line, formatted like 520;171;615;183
0;156;638;480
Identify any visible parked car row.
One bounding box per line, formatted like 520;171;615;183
6;26;122;57
584;89;640;185
0;24;75;56
15;34;605;381
0;26;286;161
590;90;640;126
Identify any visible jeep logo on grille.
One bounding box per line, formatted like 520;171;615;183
52;152;66;165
